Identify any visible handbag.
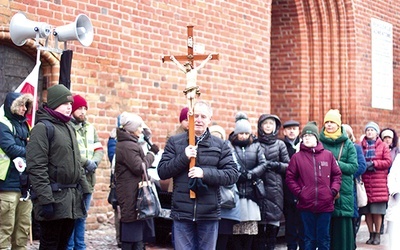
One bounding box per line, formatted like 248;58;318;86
107;173;118;208
356;177;368;207
253;178;267;199
220;184;237;209
136;163;161;220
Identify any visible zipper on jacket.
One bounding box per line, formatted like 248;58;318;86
313;148;318;211
193;198;198;221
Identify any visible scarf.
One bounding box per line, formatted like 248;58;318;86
44;106;71;123
323;127;342;140
365;139;376;161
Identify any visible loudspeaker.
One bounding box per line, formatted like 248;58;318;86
53;14;93;47
9;12;51;46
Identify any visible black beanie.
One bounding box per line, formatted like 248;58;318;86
301;121;319;141
47;85;73;109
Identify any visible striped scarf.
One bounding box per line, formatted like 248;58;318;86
365;139;376;161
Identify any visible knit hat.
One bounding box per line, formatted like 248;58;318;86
209;125;226;140
324;109;341;126
119;111;144;133
179;107;189;123
46;84;73;109
365;121;380;134
301;121;319;141
71;94;88;113
283;120;300;129
381;129;394;139
234;112;252;135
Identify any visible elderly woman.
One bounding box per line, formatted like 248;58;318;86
360;121;391;245
319;109;358;250
115;112;159;250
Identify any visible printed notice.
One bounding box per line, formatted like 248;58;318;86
371;18;393;110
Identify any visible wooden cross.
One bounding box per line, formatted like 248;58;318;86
162;25;218;198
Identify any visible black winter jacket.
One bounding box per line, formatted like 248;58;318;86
158;130;238;221
257;114;290;222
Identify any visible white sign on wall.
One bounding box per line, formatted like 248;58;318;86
371;18;393;110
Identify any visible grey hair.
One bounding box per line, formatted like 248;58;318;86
194;100;213;117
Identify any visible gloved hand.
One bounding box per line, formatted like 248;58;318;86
246;171;256;180
268;161;281;171
149;144;160;154
238;172;248;182
40;203;55;219
85;160;98;174
366;161;375;172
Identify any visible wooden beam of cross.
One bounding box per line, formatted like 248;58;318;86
162;25;218;198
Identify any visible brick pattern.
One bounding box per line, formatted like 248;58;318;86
1;0;400;229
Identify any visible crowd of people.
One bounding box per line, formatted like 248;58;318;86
1;88;399;250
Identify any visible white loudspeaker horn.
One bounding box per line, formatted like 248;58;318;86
53;14;94;47
9;12;51;46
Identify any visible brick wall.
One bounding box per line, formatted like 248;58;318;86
1;0;400;229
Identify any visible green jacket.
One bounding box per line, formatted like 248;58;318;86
27;107;91;221
319;127;358;217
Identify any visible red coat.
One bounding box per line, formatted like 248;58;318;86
361;138;391;203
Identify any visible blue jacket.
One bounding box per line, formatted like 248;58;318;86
0;93;31;191
353;143;366;218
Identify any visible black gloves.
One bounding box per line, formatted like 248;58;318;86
85;160;97;174
40;203;55;219
268;161;281;172
366;161;375;172
149;144;160;154
188;178;208;195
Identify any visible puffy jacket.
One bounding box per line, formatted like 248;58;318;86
158;129;238;221
229;133;267;203
319;126;358;217
115;128;155;223
0;93;31;190
286;142;342;213
27;107;91;221
360;137;391;203
257;114;290;222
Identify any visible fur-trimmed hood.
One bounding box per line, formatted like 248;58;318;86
3;92;33;121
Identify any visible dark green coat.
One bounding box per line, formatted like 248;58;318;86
27;107;90;221
319;127;358;217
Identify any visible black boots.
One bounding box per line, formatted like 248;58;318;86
373;232;381;245
366;232;380;245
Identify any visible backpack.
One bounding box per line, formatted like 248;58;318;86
39;120;54;147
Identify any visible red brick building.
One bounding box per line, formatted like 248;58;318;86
1;0;399;229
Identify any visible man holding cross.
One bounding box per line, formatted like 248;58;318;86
158;100;238;250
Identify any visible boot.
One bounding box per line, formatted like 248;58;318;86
265;224;278;250
366;232;375;244
372;232;380;245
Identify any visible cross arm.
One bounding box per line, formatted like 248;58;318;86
162;54;219;63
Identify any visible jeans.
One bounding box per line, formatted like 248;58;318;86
39;219;75;250
67;193;92;250
301;211;331;250
173;220;219;250
0;191;32;249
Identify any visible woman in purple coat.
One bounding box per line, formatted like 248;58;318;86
286;122;342;250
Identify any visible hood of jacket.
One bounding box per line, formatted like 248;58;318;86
257;114;281;143
3;92;33;123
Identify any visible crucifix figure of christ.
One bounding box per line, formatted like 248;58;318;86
162;25;219;198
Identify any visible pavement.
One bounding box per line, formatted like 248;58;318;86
27;217;389;250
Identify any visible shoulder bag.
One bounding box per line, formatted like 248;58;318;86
355;177;368;207
136;163;161;220
220;184;237;209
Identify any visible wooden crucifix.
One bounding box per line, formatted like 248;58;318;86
162;25;218;198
